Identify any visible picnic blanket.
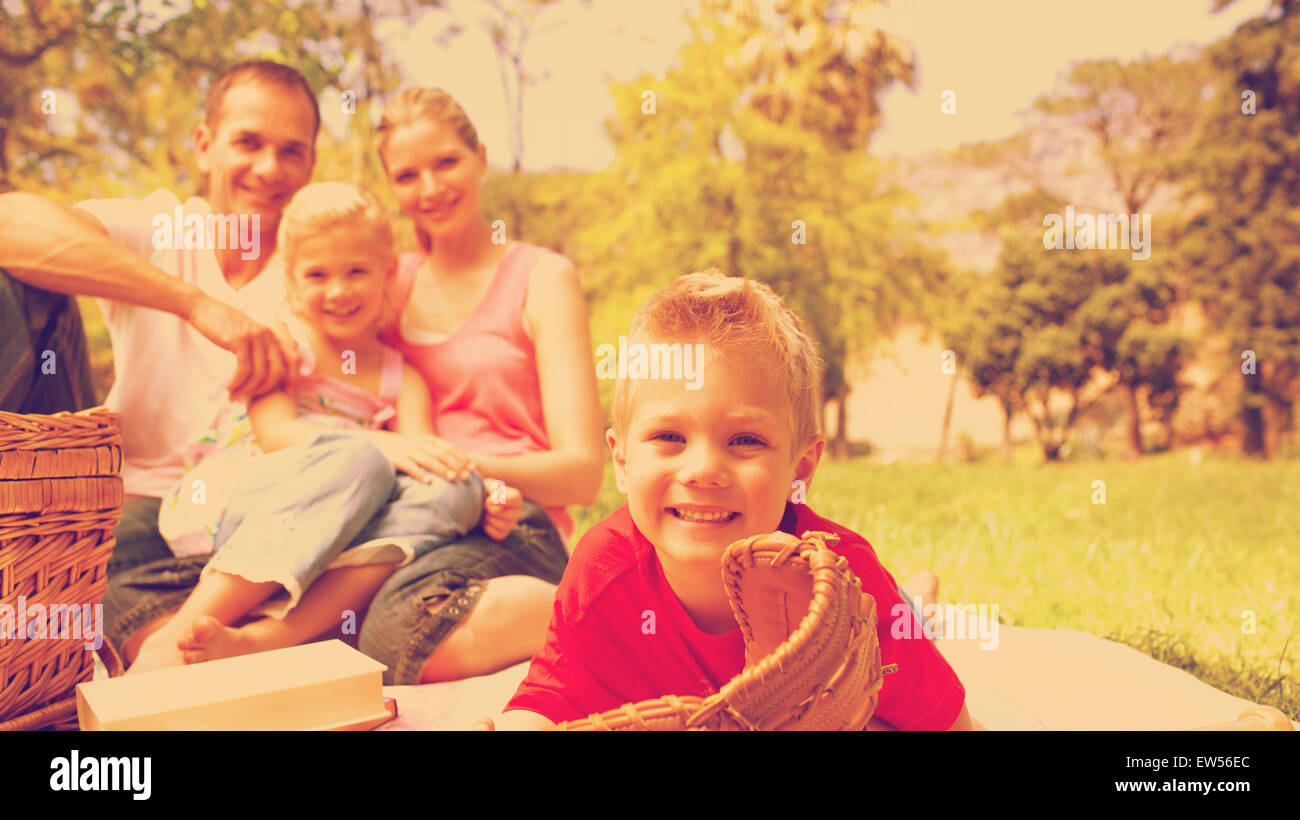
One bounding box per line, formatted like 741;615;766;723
377;625;1294;730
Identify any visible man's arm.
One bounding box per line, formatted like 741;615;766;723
0;191;288;400
0;192;203;315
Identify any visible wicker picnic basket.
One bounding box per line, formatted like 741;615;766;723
0;406;124;730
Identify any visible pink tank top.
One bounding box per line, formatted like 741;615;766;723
380;242;573;538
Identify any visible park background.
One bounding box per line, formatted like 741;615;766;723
4;0;1297;719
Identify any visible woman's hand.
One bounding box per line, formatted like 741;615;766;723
482;479;523;540
367;431;476;483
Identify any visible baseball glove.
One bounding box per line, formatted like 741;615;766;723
553;530;896;731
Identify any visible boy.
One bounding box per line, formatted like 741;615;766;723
491;271;975;730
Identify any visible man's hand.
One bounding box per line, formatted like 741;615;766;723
187;295;295;401
366;431;476;484
482;479;523;540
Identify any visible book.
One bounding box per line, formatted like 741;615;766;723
76;640;392;731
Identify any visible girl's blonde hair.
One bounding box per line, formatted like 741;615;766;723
375;87;481;253
275;181;399;328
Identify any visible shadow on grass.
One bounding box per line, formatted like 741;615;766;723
1105;625;1297;722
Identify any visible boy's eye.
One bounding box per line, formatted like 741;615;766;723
651;432;684;444
731;434;765;447
396;171;415;183
349;267;368;276
439;157;458;168
305;270;326;280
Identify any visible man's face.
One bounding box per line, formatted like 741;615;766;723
195;80;316;243
608;345;825;578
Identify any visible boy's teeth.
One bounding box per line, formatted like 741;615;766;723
674;508;734;522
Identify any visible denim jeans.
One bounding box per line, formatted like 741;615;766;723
202;433;485;615
101;434;567;682
358;500;569;684
0;269;96;413
108;496;175;577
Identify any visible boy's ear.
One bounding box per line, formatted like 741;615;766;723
606;427;628;495
791;434;826;498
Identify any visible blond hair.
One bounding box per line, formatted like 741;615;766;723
612;271;824;448
375;87;481;253
275;181;398;325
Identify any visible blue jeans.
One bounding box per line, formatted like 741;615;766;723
203;433;485;615
101;435;568;683
357;501;568;684
0;269;96;413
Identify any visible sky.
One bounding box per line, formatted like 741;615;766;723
369;0;1272;172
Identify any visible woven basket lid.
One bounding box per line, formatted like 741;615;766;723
0;407;123;514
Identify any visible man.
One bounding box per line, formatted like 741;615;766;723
0;60;318;576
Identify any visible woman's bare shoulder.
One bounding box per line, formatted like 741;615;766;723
524;247;579;297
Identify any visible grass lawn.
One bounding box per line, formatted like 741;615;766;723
572;451;1300;720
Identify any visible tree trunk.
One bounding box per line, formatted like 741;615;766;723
0;117;9;193
1000;398;1013;465
1125;381;1142;458
1242;370;1268;458
830;394;849;460
1271;394;1294;434
937;370;957;462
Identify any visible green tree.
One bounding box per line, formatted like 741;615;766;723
4;0;415;200
576;0;946;457
955;56;1204;457
958;236;1163;462
1175;0;1300;457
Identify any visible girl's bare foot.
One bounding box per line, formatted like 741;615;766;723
178;614;263;664
122;612;175;666
125;629;187;674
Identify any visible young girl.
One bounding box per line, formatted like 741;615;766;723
133;182;522;673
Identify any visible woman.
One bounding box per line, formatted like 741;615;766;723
357;87;605;684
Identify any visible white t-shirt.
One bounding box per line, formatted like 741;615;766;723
76;189;285;498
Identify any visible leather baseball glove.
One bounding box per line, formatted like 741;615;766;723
553;530;896;730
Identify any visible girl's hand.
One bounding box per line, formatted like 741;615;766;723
482;479;523;540
369;432;476;483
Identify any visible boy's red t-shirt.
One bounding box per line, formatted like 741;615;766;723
505;502;967;730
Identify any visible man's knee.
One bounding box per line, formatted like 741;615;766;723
108;497;173;576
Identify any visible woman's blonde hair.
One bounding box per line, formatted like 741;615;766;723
375;87;481;253
275;181;398;327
